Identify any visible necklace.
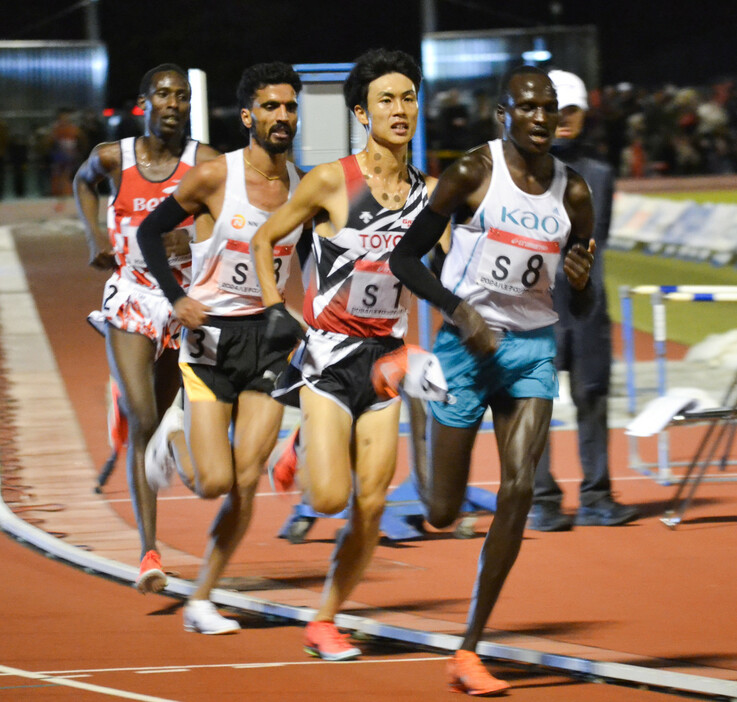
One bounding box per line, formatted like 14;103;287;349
244;155;281;181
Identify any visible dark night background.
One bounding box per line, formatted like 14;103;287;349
3;1;737;108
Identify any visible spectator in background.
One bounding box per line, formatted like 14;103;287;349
469;89;498;144
437;88;472;169
33;123;54;196
528;69;639;531
697;81;737;174
8;133;28;197
50;108;83;196
79;108;106;161
670;88;704;175
619;112;648;177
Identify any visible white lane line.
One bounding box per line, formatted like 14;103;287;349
87;471;737;508
0;664;179;701
39;656;448;676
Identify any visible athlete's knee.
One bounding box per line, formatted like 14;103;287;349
194;469;234;499
353;491;387;526
126;405;159;442
234;464;260;496
496;471;534;522
309;485;352;516
426;498;461;529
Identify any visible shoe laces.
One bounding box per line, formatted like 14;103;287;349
192;600;218;615
454;650;490;679
141;550;162;570
312;622;352;648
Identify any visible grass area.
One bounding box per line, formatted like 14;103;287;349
605;249;737;346
642;190;737;204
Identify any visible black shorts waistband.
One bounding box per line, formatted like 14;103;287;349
204;313;267;329
308;326;403;350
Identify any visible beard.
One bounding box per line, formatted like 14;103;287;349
253;125;293;154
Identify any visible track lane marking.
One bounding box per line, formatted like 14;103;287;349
0;664;178;701
37;656;449;676
84;470;723;508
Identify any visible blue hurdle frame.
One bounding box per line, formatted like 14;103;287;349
619;284;737;484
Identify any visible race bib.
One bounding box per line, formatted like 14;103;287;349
475;227;559;297
120;219;192;269
217;239;292;298
179;325;220;366
347;260;408;318
120;220;147;268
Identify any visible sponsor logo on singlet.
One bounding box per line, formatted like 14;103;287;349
132;180;181;212
358;232;404;252
133;196;169;212
500;206;561;235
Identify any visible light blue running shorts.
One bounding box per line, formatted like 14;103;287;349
429;323;558;428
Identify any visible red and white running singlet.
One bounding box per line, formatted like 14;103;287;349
302;155;429;338
107;136;198;292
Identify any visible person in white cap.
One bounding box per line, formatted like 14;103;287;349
527;69;639;531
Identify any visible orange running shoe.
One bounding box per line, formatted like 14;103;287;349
447;650;510;696
267;426;299;493
304;621;361;661
135;550;167;594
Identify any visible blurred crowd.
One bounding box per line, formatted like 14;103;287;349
426;76;737;179
587;78;737;178
0;105;139;199
2;76;736;200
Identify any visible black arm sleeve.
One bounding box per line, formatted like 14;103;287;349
569;278;595;318
429;242;447;278
137;195;190;305
389;207;462;318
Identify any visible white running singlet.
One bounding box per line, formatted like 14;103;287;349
187;149;303;317
440;139;571;332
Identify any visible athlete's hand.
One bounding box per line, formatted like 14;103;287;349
173;295;210;329
89;248;116;271
564;239;595;291
451;300;498;356
264;302;306;351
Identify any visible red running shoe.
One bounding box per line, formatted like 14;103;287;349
304;621;361;661
107;378;128;453
135;550;167;594
447;650;510;696
267;426;299;493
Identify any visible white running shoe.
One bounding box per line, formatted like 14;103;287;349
183;600;241;635
145;391;184;492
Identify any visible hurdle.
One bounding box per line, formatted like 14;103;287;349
619;284;737;483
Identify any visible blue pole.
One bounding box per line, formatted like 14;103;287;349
620;286;637;415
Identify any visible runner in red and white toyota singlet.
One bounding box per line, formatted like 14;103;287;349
251;49;447;662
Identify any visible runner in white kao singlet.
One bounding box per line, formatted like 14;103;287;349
389;65;597;694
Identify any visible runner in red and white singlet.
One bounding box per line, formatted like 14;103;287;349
74;64;220;594
252;49;445;662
